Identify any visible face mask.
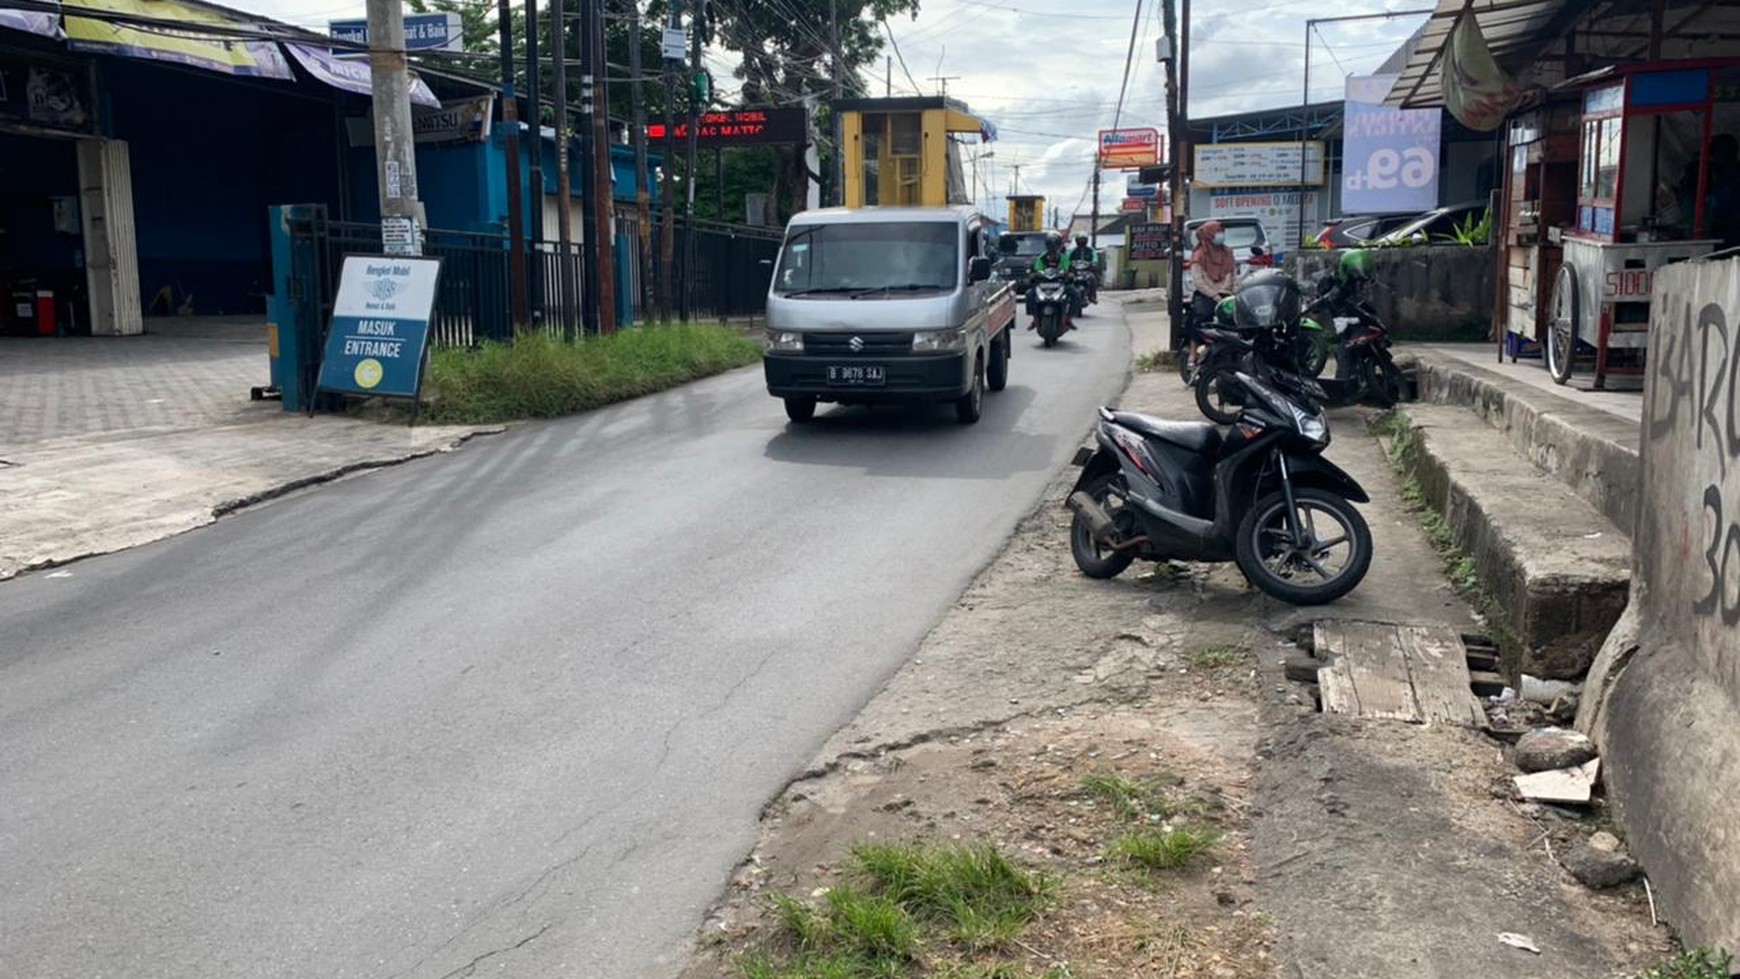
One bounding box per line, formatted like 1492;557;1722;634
1212;233;1227;246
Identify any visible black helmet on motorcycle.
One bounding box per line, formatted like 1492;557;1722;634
1075;235;1089;247
1044;231;1064;253
1232;269;1303;329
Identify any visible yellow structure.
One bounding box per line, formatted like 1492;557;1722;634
1006;195;1045;232
837;96;989;208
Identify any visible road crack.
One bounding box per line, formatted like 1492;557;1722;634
435;922;552;979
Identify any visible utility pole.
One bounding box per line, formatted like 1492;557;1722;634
588;0;616;331
1090;159;1100;252
527;0;544;323
1162;0;1184;348
680;0;704;321
659;0;680;322
366;0;424;256
928;75;959;98
497;0;528;324
630;0;652;324
576;0;599;333
552;0;575;336
829;0;843;207
885;55;891;97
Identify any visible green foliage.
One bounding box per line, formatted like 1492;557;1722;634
1638;947;1734;979
1081;772;1172;821
1191;646;1249;669
1105;827;1221;872
1439;208;1494;247
1134;348;1178;373
424;325;761;423
850;841;1053;950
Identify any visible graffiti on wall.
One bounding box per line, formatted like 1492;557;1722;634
1649;290;1740;626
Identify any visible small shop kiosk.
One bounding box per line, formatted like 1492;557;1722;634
835;96;990;209
1006;195;1045;233
1525;61;1738;388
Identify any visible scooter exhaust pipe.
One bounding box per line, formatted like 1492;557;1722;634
1067;491;1120;545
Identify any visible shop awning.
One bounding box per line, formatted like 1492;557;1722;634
63;0;294;78
1383;0;1573;111
285;42;439;108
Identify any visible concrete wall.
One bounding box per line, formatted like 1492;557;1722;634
1580;256;1740;954
1290;247;1494;342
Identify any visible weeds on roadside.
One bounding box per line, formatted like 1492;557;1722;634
1105;827;1220;872
1081;772;1172;821
1639;946;1734;979
1191;646;1249;670
1134;349;1177;373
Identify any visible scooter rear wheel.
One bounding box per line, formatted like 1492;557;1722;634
1071;474;1136;579
1235;487;1372;605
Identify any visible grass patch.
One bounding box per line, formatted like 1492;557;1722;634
1081;772;1172;821
1134;348;1178;373
1106;827;1221;872
1639;947;1734;979
423;325;762;424
744;841;1053;977
1191;646;1249;669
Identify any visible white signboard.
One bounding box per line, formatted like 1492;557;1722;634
661;28;687;60
1194;141;1325;188
1342;74;1440;214
1210;190;1320;253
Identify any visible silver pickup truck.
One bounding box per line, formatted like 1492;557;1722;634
762;206;1018;424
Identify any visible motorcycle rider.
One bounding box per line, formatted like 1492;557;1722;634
1185;220;1237;369
1069;234;1100;305
1027;231;1079;331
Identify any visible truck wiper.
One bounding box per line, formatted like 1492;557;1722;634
849;284;946;299
781;286;860;296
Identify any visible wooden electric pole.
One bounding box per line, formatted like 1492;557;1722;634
588;0;616;331
365;0;425;256
659;0;680;322
630;0;652;324
496;0;529;324
552;0;575;336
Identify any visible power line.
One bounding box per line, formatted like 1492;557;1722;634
880;17;921;94
1108;0;1145;138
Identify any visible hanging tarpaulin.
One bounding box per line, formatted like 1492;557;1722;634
1441;11;1526;131
285;43;439;107
64;0;292;78
0;0;61;39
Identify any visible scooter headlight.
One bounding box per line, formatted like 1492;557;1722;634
1291;403;1330;446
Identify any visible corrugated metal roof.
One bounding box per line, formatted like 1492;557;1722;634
1385;0;1572;108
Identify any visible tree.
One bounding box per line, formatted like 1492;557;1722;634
707;0;921;219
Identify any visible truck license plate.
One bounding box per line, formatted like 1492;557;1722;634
827;365;886;386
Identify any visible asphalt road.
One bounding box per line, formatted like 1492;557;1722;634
0;310;1129;978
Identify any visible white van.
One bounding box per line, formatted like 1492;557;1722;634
762;206;1018;424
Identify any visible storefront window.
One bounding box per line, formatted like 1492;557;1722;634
1595;117;1622;200
860;112;884;206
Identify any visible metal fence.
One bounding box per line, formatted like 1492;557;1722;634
289;207;781;347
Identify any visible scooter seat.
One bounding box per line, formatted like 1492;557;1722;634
1110;411;1223;454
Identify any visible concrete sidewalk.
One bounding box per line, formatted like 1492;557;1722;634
0;329;491;581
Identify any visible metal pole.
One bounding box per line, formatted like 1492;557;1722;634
552;0;575;337
681;0;703;322
1179;0;1191;208
630;0;652;324
715;145;724;220
1090;162;1100;250
576;0;599;333
659;0;680;322
885;55;891;97
497;0;529;325
1300;19;1311;251
365;0;425;256
527;0;544;285
590;0;617;331
1162;0;1183;346
830;0;842;206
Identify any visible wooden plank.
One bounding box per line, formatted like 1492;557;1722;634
1340;622;1422;723
1395;624;1488;728
1313;621;1361;717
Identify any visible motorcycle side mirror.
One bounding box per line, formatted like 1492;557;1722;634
1249;245;1266;258
968;256;991;283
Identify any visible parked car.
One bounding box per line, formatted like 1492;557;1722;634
1181;217;1272;295
1370;201;1491;246
1314;213;1416;249
992;232;1051;293
763;206;1019;425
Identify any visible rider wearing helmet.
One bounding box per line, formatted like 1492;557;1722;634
1069;235;1100;306
1315;248;1374;309
1027;231;1080;330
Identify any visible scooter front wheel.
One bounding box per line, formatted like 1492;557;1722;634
1071;475;1136;579
1235;486;1372;605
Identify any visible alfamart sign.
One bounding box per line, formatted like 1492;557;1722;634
1098;127;1160;169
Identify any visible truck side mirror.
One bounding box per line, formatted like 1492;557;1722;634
968;256;991;282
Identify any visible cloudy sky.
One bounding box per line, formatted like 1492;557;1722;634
235;0;1433;220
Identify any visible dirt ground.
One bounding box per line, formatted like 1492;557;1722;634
677;305;1671;979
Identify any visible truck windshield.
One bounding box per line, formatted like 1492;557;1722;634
774;222;959;295
998;234;1048;257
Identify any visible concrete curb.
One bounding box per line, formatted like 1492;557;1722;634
1412;351;1640;535
1396;404;1632;679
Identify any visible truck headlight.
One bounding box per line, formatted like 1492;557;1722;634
912;328;966;352
766;330;804;352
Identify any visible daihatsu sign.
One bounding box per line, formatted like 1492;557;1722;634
1098;127;1161;169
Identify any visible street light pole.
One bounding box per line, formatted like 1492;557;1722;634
365;0;424;256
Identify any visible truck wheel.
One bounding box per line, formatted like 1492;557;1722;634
987;333;1010;392
955;353;985;424
784;396;817;423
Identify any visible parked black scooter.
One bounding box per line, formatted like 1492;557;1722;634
1066;368;1373;605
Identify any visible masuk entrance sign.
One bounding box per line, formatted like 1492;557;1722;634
317;256;441;415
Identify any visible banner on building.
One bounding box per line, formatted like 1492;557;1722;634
65;0;292;78
1209;189;1319;251
1442;12;1527;131
1194;141;1324;188
346;94;495;147
288;43;439;107
328;12;463;53
0;0;60;39
1342;74;1439;214
1121;197;1147;213
1098;127;1160;169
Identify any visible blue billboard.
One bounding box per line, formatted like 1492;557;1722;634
329;12;463;52
1341;74;1440;215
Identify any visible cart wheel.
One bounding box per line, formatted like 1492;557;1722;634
1546;262;1579;386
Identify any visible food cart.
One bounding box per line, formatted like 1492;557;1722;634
1543;61;1737;388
